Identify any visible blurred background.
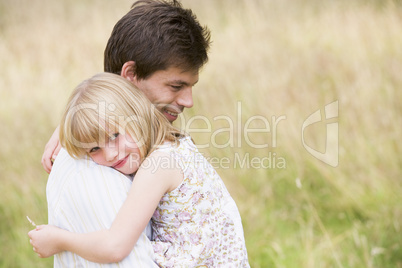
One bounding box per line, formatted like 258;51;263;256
1;0;401;267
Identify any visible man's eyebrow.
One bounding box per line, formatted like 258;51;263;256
168;79;199;86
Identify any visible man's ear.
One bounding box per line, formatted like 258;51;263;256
121;61;136;82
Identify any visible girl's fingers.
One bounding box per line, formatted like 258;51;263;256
27;228;39;238
35;225;45;230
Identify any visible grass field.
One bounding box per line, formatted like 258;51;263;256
1;0;401;267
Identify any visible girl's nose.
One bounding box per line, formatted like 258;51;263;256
104;147;118;162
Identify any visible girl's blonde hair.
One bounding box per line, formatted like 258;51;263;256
60;72;183;161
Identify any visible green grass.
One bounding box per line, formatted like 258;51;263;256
1;0;401;267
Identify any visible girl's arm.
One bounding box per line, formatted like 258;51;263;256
29;151;183;263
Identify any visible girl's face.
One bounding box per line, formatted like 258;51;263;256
87;132;141;175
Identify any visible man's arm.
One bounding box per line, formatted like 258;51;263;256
41;125;61;173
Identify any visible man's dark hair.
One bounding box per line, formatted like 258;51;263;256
104;0;211;79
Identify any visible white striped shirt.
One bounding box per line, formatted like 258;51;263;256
47;148;158;268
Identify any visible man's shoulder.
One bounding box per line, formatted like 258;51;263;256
47;148;133;228
47;148;131;207
51;148;97;174
50;148;126;179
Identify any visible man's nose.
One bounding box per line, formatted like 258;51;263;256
177;87;193;109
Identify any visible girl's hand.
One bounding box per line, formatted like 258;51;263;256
28;225;65;258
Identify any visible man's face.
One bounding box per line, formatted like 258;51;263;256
132;67;199;123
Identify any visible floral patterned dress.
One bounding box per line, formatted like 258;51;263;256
151;136;249;267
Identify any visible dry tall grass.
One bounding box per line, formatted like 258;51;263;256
1;0;401;267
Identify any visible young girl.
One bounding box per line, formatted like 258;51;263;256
29;73;249;267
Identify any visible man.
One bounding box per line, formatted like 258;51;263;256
38;0;210;266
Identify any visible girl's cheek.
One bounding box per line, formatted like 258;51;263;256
91;154;103;165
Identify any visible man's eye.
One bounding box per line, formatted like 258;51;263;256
89;147;100;153
171;85;182;90
109;133;119;141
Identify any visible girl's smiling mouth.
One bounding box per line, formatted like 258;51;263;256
112;155;129;169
